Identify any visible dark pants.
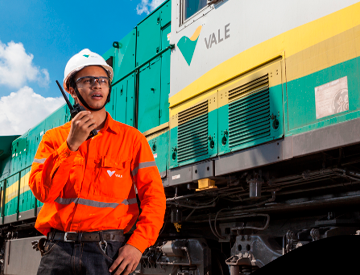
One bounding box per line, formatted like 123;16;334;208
37;239;124;275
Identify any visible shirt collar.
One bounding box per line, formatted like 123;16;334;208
63;112;119;134
101;112;119;134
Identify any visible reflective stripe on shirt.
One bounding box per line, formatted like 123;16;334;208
132;161;157;177
55;197;137;208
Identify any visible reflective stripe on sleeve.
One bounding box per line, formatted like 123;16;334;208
121;198;138;205
132;161;157;177
55;197;78;205
33;158;46;164
55;197;137;208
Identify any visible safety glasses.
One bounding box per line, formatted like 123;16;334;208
76;76;110;87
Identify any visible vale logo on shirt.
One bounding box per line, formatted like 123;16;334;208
107;170;122;178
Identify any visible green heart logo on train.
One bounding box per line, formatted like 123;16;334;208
177;25;202;66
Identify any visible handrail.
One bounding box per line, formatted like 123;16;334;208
0;164;32;184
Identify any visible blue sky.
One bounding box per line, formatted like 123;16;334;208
0;0;164;135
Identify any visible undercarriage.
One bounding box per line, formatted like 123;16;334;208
137;142;360;274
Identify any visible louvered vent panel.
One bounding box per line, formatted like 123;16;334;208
228;75;270;148
178;101;208;162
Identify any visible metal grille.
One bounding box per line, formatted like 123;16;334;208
228;75;270;148
178;101;208;162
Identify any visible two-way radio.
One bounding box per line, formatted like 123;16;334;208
56;80;97;140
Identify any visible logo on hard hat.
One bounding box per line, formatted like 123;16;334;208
177;25;202;66
83;54;90;58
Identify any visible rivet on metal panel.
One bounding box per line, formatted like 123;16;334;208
172;147;177;160
208;135;215;149
272;115;279;129
222;130;228;145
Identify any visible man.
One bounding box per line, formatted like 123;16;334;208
29;49;166;275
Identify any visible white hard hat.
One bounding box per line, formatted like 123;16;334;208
63;49;114;92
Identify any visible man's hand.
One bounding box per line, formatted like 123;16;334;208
109;244;142;275
67;111;97;151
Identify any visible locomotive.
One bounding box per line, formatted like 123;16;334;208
1;0;360;274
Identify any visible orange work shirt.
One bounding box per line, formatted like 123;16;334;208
29;113;166;253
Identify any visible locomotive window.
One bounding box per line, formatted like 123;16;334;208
182;0;207;23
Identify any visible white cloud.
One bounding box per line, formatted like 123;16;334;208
0;86;64;135
39;69;50;88
0;41;50;89
136;0;165;15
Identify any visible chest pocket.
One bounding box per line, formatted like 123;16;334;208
67;156;85;195
96;157;132;199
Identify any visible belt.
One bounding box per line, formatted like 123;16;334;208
48;229;125;243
